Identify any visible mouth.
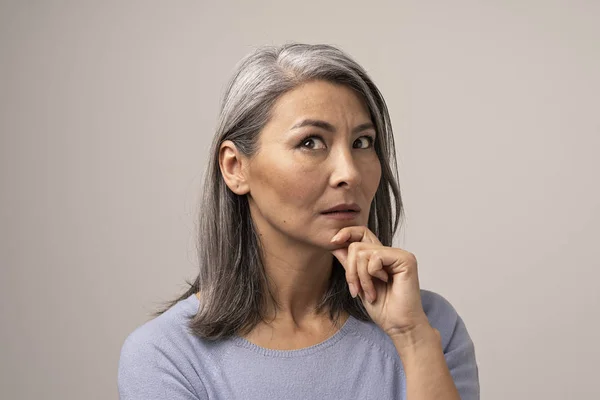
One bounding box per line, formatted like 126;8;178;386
320;203;361;220
320;210;359;221
321;210;359;215
321;203;361;214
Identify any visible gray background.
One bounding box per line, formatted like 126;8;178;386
1;1;599;399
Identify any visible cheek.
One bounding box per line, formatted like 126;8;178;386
363;156;382;197
252;161;322;214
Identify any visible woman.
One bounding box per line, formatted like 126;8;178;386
118;43;480;399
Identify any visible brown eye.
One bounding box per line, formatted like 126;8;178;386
300;136;326;150
353;136;374;149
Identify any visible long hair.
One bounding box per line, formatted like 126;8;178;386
154;43;404;340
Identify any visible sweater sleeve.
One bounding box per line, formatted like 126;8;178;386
422;290;481;400
117;329;208;400
443;312;480;400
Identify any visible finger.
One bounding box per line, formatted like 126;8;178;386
344;242;361;298
357;289;366;304
370;248;418;275
331;225;381;246
332;243;379;276
355;246;376;303
367;253;388;283
331;248;348;266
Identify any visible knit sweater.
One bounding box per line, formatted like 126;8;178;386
118;290;480;399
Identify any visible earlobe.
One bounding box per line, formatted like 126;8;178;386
219;140;250;195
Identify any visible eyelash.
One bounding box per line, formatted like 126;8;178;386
298;135;375;149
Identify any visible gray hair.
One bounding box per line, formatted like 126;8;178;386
154;43;404;340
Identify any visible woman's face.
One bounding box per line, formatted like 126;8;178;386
246;79;382;250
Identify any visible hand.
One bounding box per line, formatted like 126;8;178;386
331;225;431;338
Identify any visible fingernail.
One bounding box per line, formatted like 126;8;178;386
367;292;375;304
331;234;340;243
348;283;358;298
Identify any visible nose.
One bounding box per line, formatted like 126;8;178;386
328;146;361;188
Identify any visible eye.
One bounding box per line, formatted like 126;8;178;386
299;136;327;150
353;136;375;149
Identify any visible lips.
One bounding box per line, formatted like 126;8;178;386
321;203;361;214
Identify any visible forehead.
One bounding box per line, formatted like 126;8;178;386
268;80;371;127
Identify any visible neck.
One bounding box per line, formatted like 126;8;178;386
247;197;344;327
260;240;334;323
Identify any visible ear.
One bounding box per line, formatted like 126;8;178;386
219;140;250;195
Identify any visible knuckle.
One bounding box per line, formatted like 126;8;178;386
348;242;359;252
367;261;380;273
407;252;417;264
356;249;369;260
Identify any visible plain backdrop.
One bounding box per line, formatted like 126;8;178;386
1;1;598;399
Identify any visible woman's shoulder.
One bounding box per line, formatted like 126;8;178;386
117;294;209;398
119;294;200;360
420;289;460;323
420;289;480;397
419;289;475;351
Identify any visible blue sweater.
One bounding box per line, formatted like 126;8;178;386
118;290;479;399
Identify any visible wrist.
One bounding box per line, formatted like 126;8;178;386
388;323;441;359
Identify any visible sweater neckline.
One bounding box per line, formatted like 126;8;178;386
185;293;359;358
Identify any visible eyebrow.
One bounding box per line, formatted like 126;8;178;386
290;119;375;134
